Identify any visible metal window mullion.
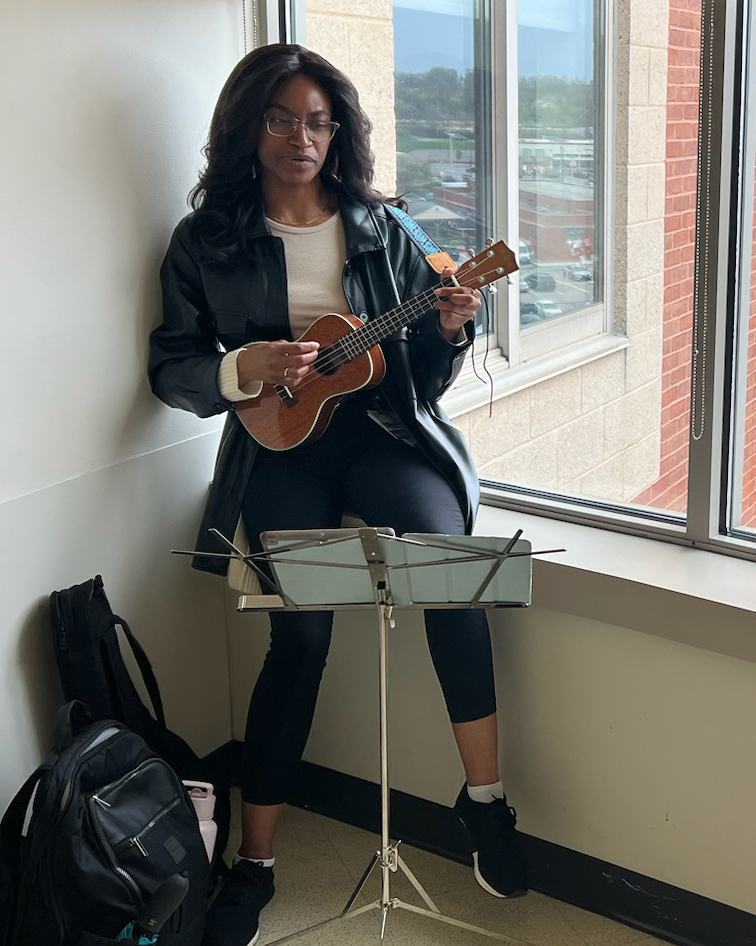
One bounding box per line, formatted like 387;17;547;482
288;0;307;44
729;0;756;529
599;0;613;333
493;0;520;364
258;0;285;44
686;0;738;541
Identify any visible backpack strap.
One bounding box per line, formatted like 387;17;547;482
384;203;458;275
109;615;167;730
0;771;39;866
0;768;44;943
54;700;92;753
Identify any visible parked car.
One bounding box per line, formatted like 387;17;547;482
534;300;564;319
563;262;593;281
519;277;529;293
526;270;557;292
519;302;540;325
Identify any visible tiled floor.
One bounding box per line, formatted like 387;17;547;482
223;792;672;946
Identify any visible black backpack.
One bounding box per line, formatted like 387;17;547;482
49;575;233;867
1;701;210;946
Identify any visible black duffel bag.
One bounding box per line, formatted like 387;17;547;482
48;575;232;871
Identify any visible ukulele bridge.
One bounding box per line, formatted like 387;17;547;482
274;384;299;407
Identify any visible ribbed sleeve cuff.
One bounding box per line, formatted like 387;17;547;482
217;347;264;402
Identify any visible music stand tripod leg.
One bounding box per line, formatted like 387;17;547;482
340;597;398;936
340;850;380;914
395;901;528;944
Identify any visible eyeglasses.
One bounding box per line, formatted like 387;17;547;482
264;115;340;143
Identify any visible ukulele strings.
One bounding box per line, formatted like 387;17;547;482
277;262;499;397
275;258;509;398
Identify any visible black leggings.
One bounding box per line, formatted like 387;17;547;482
240;398;496;805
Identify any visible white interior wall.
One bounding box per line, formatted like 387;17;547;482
0;0;242;800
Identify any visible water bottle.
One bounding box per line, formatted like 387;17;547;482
183;781;218;862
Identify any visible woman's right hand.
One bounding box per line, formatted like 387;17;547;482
237;339;320;389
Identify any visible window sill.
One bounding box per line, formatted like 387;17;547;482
442;332;628;419
475;501;756;663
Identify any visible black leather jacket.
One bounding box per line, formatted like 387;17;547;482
149;191;479;575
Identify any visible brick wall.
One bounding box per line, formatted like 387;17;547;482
633;0;700;512
305;0;396;194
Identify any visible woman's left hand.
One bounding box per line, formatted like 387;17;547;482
434;266;481;341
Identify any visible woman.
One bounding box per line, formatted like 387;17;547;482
149;43;526;946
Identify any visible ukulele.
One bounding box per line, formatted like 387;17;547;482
234;239;517;451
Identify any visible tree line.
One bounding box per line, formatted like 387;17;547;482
395;68;595;137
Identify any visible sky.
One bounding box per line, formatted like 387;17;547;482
393;0;594;80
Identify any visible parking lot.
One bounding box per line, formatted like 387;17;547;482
519;263;596;324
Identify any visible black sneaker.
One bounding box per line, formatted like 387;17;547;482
203;859;275;946
454;784;528;898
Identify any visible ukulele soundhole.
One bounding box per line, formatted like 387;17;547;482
314;346;340;377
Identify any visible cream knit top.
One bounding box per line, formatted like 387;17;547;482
217;212;349;401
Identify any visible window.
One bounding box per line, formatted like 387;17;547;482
515;0;605;364
281;0;755;558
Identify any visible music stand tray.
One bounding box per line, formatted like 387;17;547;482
235;527;533;945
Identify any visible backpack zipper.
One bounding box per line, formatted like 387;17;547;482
129;796;182;855
86;758;167;901
91;758;186;871
95;758;153;800
87;795;142;900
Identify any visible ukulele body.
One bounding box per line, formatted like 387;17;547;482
234;313;386;451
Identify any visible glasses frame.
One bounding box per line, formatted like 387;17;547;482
264;114;340;143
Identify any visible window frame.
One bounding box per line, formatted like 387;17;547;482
404;0;615;404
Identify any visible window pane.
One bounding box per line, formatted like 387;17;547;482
731;12;756;537
392;0;491;330
518;1;603;340
741;298;756;533
302;0;490;330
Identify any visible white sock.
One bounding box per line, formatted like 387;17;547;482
234;853;275;868
467;781;504;804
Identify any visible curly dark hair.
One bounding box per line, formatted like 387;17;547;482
189;43;396;260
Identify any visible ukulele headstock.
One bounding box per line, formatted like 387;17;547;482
455;240;519;291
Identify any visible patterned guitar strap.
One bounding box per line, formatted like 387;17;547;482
384;203;458;277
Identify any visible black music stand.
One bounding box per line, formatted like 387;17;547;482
227;526;535;945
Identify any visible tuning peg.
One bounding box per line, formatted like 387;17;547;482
484;237;494;247
488;285;498;294
467;248;476;259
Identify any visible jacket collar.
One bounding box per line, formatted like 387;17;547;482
245;183;387;258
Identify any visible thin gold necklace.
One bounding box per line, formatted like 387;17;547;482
267;205;329;227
